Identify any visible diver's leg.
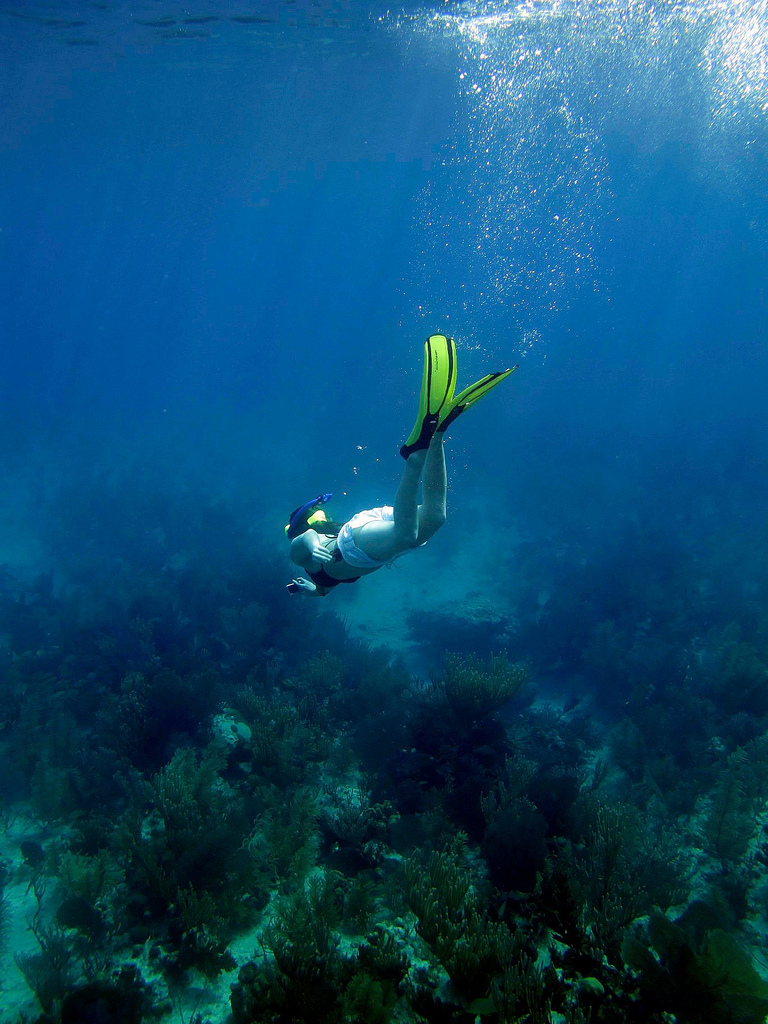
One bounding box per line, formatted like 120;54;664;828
416;434;447;543
393;448;426;544
350;450;425;561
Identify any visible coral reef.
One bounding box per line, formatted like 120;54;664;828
3;458;768;1023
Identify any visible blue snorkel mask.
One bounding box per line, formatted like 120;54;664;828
285;493;333;539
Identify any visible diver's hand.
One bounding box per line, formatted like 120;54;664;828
310;546;333;566
288;577;317;595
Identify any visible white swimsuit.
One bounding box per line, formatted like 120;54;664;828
336;506;395;569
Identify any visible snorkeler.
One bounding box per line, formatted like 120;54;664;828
286;334;515;596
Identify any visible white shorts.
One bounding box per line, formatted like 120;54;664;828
337;506;395;569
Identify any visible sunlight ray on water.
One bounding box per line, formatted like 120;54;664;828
703;0;768;117
387;0;768;353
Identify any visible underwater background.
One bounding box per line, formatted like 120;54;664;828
1;0;768;1021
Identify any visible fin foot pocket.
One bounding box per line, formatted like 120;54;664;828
399;334;457;459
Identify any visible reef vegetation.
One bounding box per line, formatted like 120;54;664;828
2;457;768;1024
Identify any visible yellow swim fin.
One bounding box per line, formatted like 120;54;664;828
437;365;517;434
400;334;457;459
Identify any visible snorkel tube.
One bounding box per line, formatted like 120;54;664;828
285;493;333;539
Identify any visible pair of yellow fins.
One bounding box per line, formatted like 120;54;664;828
400;333;517;459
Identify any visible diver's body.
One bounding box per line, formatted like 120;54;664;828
288;438;446;596
286;334;515;597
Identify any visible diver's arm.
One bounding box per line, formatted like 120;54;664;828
287;577;328;597
305;533;333;569
287;532;331;596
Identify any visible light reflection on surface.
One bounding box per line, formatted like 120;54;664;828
703;0;768;116
390;0;768;351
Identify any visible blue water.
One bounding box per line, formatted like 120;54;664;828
2;0;766;541
2;1;768;1017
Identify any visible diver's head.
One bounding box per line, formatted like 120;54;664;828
285;493;333;540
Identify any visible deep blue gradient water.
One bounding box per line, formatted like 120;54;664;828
3;4;768;1019
2;0;767;564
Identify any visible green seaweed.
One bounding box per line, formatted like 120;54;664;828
438;654;529;722
405;844;524;1001
623;908;768;1024
343;972;396;1024
115;740;262;974
568;796;690;964
232;873;346;1023
15;922;77;1014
